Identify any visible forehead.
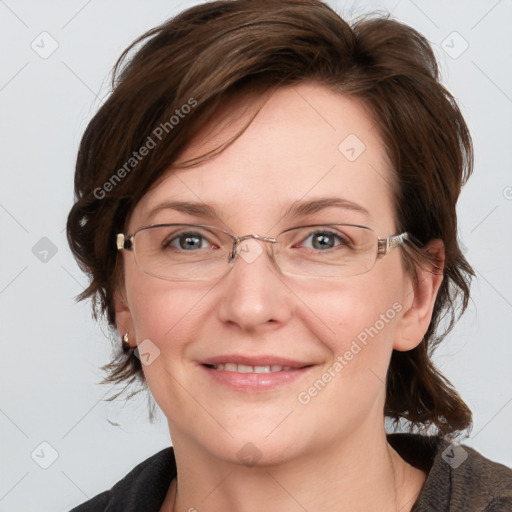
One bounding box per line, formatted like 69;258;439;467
131;83;396;234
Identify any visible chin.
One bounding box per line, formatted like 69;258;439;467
196;417;313;467
212;435;305;469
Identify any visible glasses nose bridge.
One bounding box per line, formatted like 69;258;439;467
230;233;278;261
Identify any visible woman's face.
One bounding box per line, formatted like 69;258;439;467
116;83;423;464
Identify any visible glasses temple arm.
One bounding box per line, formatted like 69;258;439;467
377;232;410;256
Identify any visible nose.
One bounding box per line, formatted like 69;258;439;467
217;236;292;332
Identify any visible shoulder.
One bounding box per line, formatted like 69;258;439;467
389;433;512;512
69;446;176;512
446;441;512;512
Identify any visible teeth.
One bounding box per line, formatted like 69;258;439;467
237;364;254;373
254;365;271;373
211;364;297;373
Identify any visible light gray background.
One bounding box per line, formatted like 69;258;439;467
1;1;511;510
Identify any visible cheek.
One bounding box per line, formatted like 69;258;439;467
296;268;405;376
125;278;214;408
291;276;404;428
125;271;210;353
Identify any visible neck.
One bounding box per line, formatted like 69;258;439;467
161;426;426;512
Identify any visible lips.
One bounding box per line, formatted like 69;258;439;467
199;355;315;392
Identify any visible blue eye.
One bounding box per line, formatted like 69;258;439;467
301;230;350;250
164;231;210;251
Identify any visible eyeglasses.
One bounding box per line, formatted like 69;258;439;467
116;223;412;281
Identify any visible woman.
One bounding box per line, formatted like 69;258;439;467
67;0;512;510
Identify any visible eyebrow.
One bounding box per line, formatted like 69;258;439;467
282;197;370;219
146;197;370;222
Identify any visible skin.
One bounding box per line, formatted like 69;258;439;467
114;82;444;512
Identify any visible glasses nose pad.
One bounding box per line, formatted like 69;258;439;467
227;242;237;262
227;236;275;267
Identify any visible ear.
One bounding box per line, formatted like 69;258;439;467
394;239;445;351
113;285;135;348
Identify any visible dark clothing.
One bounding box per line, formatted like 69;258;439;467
70;433;512;511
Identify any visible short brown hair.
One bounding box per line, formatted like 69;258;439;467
67;0;474;435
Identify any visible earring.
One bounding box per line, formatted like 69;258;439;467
122;332;131;352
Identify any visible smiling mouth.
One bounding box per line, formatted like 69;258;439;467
203;363;309;373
